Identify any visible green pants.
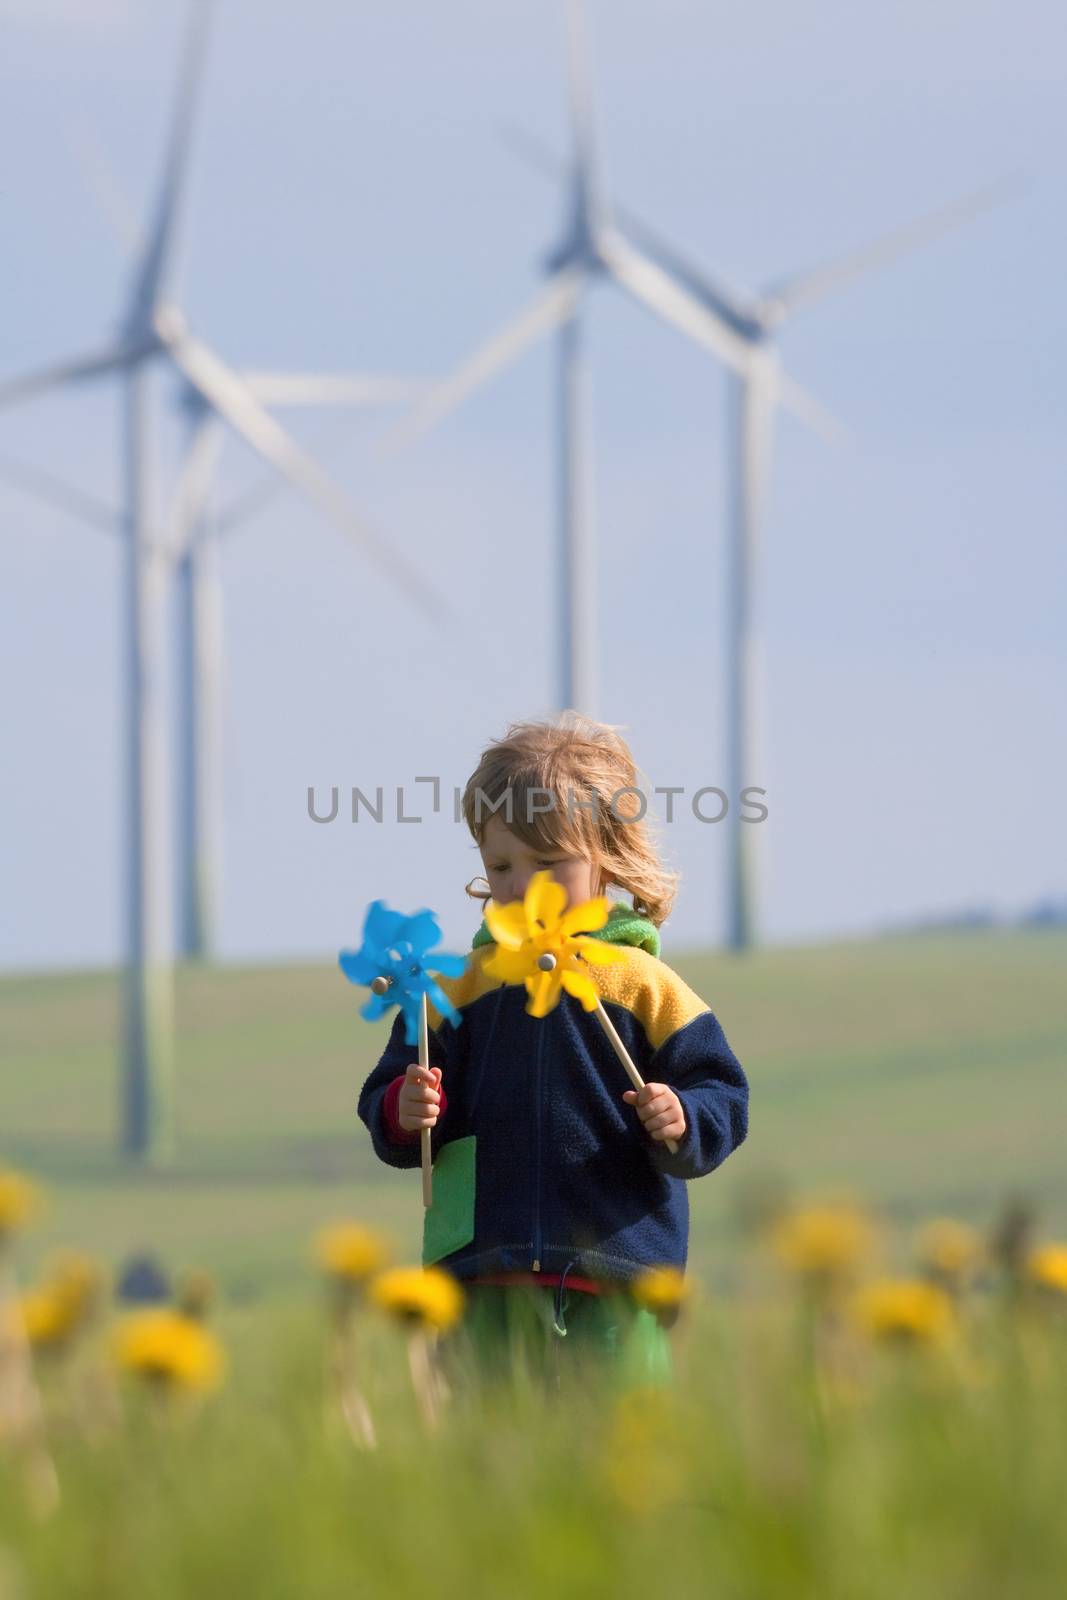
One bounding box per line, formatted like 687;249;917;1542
440;1283;673;1396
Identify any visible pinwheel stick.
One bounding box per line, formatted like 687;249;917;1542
537;952;679;1156
370;974;433;1206
417;993;433;1209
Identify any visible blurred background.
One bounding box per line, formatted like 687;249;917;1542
1;0;1064;1292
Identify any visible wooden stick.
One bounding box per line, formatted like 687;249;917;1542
594;999;679;1155
418;992;433;1208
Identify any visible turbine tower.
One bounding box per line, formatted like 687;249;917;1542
0;0;437;1159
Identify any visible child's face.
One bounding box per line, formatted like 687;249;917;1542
479;814;599;911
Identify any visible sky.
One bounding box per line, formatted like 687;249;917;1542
1;0;1064;970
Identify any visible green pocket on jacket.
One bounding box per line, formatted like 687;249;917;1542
422;1135;477;1266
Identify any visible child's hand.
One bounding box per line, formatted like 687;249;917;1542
623;1083;686;1144
397;1064;443;1133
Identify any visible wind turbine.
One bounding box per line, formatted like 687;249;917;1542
1;376;428;968
380;0;826;721
58;107;435;965
0;0;438;1160
503;130;1017;954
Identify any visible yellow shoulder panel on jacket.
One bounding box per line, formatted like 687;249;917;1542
591;946;710;1053
426;945;504;1032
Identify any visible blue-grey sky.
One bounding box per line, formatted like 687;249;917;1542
1;0;1064;969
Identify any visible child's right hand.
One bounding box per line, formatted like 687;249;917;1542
397;1064;442;1133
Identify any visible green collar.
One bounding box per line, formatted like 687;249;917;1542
471;900;661;959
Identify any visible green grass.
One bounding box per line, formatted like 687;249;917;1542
1;929;1065;1294
2;930;1066;1597
3;1281;1067;1598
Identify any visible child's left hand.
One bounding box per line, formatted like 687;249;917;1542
622;1083;686;1144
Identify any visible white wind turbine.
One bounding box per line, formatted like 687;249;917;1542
381;0;830;722
504;130;1017;953
1;377;428;969
0;0;439;1160
57;113;435;965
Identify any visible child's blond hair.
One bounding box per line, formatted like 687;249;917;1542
462;711;678;927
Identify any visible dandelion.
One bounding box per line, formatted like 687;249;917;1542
849;1277;956;1347
315;1223;392;1288
630;1266;691;1330
369;1267;464;1431
0;1170;42;1244
769;1200;877;1287
17;1253;103;1355
314;1225;392;1451
0;1174;58;1516
1024;1243;1067;1298
915;1218;986;1293
368;1266;465;1332
112;1308;224;1393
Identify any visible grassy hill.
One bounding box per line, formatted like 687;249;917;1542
1;930;1064;1296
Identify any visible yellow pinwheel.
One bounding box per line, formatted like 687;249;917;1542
483;872;678;1154
483;871;626;1017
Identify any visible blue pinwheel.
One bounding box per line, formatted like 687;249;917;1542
340;901;467;1210
339;901;467;1044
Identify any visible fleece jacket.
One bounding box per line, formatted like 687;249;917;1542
357;906;749;1285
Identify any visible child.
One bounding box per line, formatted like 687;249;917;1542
357;712;749;1389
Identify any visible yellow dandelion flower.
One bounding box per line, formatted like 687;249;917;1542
315;1223;392;1285
113;1308;225;1391
630;1266;691;1313
770;1201;876;1283
1025;1243;1067;1296
915;1218;985;1286
17;1252;103;1352
850;1278;955;1346
368;1266;464;1332
18;1288;76;1349
0;1169;43;1239
483;871;627;1017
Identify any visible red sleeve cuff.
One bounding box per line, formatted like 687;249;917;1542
382;1073;447;1144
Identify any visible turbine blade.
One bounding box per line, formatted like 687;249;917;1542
778;374;847;444
67;119;140;256
0;344;126;411
214;413;359;537
0;452;120;535
164;411;225;563
563;0;602;232
500;120;751;324
599;232;751;377
377;267;583;453
126;0;214;325
158;323;443;616
761;174;1025;317
239;374;431;408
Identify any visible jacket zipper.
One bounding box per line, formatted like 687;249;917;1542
532;1019;544;1271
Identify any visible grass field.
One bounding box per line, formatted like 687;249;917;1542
2;929;1066;1598
1;929;1064;1296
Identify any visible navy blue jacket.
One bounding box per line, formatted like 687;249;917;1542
357;940;749;1284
